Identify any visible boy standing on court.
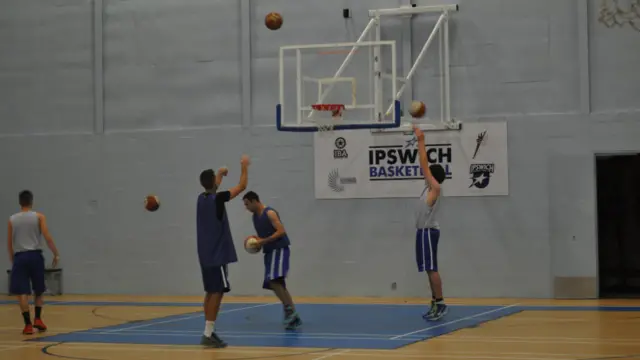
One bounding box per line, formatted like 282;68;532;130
242;191;301;330
197;155;250;348
413;126;448;321
7;190;61;335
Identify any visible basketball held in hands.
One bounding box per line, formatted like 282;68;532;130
244;236;261;254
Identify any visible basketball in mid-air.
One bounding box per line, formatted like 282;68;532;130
265;12;283;30
409;101;426;118
244;236;261;254
144;195;160;212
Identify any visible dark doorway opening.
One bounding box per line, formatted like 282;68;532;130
596;154;640;298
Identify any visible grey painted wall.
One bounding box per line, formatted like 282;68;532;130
1;0;639;298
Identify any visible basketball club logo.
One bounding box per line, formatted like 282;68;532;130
333;137;348;159
469;129;494;188
472;130;487;159
328;169;357;192
469;163;494;188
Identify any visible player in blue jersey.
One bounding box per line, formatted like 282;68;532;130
413;126;448;321
197;155;250;348
242;191;301;330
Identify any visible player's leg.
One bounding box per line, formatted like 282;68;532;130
425;228;447;320
416;229;434;318
30;251;47;332
200;265;230;348
263;247;300;328
203;293;211;319
10;253;33;335
416;228;447;320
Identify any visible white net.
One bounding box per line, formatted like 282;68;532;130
310;104;345;133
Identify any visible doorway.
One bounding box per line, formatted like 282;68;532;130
596;154;640;298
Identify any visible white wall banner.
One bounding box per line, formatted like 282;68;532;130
314;122;509;199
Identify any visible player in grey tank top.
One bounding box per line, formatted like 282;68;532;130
8;190;60;335
416;186;440;230
412;126;448;321
11;211;44;252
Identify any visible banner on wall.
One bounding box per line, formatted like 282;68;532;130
314;122;509;199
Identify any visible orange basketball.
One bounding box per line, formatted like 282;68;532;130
265;12;283;30
144;195;160;212
409;101;426;118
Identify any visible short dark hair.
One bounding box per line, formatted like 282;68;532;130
199;169;215;190
242;191;260;202
19;190;33;207
429;164;446;184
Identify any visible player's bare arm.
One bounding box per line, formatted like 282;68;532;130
215;167;228;189
413;126;441;206
228;155;250;200
37;213;60;268
258;210;287;245
7;220;13;264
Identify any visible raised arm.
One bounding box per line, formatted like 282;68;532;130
37;213;60;267
227;155;250;200
215;167;228;189
413;126;441;196
7;220;13;264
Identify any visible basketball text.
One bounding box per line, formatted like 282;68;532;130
368;144;453;181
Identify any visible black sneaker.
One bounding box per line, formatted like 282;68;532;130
200;333;227;348
285;314;302;330
423;300;437;320
427;303;449;321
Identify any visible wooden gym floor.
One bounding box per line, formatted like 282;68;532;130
1;295;640;360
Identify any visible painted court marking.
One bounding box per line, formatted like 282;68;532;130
312;349;351;360
390;304;519;340
0;340;637;358
106;302;276;333
5;300;639;357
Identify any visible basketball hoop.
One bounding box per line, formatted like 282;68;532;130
310;104;345;133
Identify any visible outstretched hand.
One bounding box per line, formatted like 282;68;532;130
240;154;251;167
413;125;424;141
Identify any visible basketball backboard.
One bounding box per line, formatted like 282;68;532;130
276;41;401;132
276;4;462;134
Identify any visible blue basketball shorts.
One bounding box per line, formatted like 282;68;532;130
10;250;46;296
200;264;231;294
263;247;290;290
415;228;440;272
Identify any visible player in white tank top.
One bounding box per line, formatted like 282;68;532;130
412;126;448;321
8;190;60;335
416;185;440;230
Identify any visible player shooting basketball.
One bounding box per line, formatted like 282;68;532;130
412;125;448;321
